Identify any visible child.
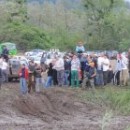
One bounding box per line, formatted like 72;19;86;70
45;63;53;88
19;64;29;94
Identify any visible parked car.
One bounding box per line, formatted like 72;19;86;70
8;58;28;81
12;55;28;63
25;49;43;56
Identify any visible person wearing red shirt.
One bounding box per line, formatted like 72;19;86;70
19;64;29;94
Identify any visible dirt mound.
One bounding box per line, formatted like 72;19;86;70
1;85;130;130
13;88;91;122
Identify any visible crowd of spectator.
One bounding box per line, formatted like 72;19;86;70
0;43;130;95
18;46;130;94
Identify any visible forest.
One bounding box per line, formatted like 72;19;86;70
0;0;130;51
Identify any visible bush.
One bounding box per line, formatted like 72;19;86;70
79;87;130;115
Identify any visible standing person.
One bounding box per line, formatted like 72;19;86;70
52;57;58;86
75;42;85;53
97;54;104;86
34;65;42;93
2;59;8;83
40;52;47;72
2;46;9;62
107;65;113;84
28;60;35;93
120;54;129;86
64;56;71;86
45;63;53;88
19;64;29;94
80;54;87;81
102;55;110;86
82;62;96;88
53;55;64;87
71;55;80;87
114;53;122;86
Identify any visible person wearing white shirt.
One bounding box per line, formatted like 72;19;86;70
71;55;80;87
1;59;8;82
120;54;129;86
102;55;110;86
114;54;122;85
53;56;64;86
97;54;104;86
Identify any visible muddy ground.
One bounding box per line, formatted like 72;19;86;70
0;83;129;130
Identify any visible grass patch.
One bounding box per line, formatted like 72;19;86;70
79;87;130;115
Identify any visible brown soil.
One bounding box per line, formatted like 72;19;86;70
0;83;129;130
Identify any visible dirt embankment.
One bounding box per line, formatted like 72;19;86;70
0;83;129;130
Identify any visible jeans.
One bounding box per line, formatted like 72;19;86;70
35;78;42;92
57;70;64;86
45;76;53;88
71;70;79;87
20;78;28;94
97;70;104;86
64;70;70;86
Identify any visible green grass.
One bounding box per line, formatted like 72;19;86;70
79;86;130;115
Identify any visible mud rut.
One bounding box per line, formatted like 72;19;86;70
0;83;129;130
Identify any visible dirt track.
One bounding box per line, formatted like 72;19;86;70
0;83;130;130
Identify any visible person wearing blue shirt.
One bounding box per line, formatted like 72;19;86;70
75;42;85;53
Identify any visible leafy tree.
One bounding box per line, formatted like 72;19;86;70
84;0;129;50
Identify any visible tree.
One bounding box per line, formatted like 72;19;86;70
84;0;128;50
